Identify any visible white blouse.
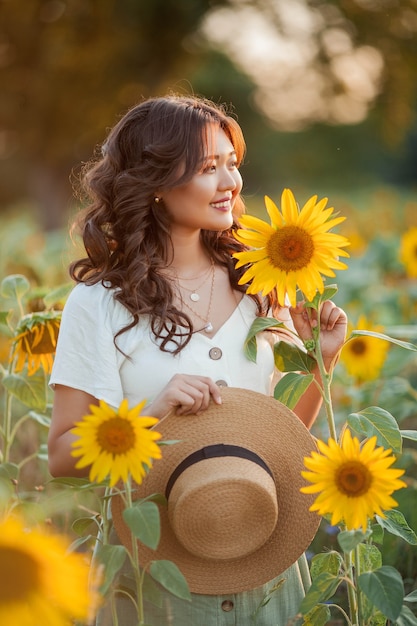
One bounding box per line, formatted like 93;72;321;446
50;282;284;408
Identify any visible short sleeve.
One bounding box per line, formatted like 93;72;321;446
50;283;128;408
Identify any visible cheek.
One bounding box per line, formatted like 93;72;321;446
234;171;243;194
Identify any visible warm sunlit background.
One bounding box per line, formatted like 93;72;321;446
0;1;417;616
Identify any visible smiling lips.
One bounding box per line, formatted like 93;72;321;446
211;198;232;211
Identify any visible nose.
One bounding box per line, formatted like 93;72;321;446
219;166;242;193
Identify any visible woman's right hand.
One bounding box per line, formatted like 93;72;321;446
147;374;222;418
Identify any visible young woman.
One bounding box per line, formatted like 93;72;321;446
48;94;347;625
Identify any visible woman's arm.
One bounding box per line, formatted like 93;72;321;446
48;385;99;477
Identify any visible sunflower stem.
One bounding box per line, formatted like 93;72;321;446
310;315;338;441
125;478;145;626
354;544;364;626
345;549;359;626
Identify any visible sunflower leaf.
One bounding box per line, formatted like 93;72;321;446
310;551;344;579
273;372;314;409
0;274;31;301
274;341;316;372
96;544;128;595
243;317;287;362
404;590;417;603
347;406;403;453
149;560;191;601
358;565;404;621
375;510;417;545
123;501;160;550
401;430;417;442
43;282;73;307
302;603;332;626
299;571;342;614
395;604;417;626
306;285;339;309
2;369;47;411
338;528;371;552
349;330;417;352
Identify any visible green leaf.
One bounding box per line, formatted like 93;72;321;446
243;316;287;363
0;310;13;336
0;462;19;481
306;284;339;310
273;372;314;409
123;501;160;550
2;369;47;411
348;329;417;352
401;430;417;442
302;603;331;626
404;590;417;603
358;566;404;621
43;282;73;307
96;544;127;595
72;516;97;536
310;551;343;579
347;406;403;453
338;528;371;552
1;274;30;300
376;510;417;545
48;476;102;490
274;341;316;372
395;604;417;626
149;560;191;601
357;542;382;572
29;411;51;428
141;572;164;608
299;571;342;614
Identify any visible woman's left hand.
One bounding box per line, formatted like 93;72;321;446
289;300;347;368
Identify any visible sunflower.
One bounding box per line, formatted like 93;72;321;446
0;514;97;626
233;188;350;306
301;429;406;532
399;226;417;278
71;398;162;487
340;315;389;382
12;311;61;376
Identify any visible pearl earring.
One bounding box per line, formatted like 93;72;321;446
154;196;161;203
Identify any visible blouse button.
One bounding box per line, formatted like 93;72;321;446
216;379;228;387
209;347;222;360
221;600;234;612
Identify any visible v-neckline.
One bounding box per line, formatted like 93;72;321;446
196;295;250;341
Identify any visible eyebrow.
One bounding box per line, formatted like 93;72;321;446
205;150;237;160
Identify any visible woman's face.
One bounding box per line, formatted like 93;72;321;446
160;126;243;234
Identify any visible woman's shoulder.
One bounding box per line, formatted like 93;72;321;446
63;282;131;325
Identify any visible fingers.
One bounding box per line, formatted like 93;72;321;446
317;300;347;331
149;374;221;418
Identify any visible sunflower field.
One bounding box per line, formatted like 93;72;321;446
0;184;416;625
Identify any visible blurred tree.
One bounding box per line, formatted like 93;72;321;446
0;0;229;228
0;0;416;229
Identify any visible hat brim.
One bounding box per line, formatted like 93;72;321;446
111;387;320;594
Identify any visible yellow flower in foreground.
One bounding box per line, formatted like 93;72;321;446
12;311;61;375
301;429;406;532
0;515;96;626
71;398;162;487
233;188;350;306
399;226;417;278
340;315;390;382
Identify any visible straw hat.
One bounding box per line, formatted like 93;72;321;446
111;387;319;594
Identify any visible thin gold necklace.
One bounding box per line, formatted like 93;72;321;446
178;263;216;333
175;260;214;302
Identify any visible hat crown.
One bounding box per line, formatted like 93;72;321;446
168;453;278;561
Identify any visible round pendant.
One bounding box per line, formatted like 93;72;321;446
205;322;213;333
190;292;200;302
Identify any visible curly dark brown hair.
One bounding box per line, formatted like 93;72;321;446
70;94;274;353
